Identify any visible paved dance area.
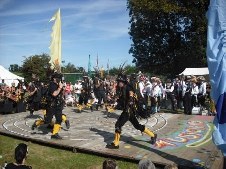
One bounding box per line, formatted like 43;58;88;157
0;108;223;168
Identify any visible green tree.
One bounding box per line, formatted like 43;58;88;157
21;53;52;82
127;0;209;75
109;65;137;76
62;62;78;73
9;64;21;72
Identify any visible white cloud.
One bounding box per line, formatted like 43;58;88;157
0;0;129;43
0;0;132;69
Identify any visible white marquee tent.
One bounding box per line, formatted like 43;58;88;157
179;67;209;76
0;65;24;86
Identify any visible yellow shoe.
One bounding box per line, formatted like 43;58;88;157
52;124;61;135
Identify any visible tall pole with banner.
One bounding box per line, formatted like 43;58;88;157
49;8;62;72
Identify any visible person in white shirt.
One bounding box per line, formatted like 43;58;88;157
143;77;152;108
145;80;152;97
138;75;145;98
157;78;164;112
178;75;187;109
197;76;207;108
74;80;82;102
150;77;161;113
191;78;199;107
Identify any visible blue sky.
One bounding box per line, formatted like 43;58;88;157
0;0;133;71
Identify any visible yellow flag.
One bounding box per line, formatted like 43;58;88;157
100;67;104;78
49;8;61;72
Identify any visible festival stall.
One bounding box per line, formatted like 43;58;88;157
179;67;209;80
0;65;24;86
0;65;26;113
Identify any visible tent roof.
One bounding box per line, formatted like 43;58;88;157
179;67;209;76
0;65;24;80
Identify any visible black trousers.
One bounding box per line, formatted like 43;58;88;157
97;91;106;105
29;101;40;111
79;93;88;105
184;93;192;114
115;111;145;133
191;95;198;107
166;93;176;110
198;94;206;107
45;107;62;124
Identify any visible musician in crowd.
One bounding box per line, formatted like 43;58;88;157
138;74;146;99
74;80;82;102
177;75;187;109
106;73;157;149
129;73;138;92
14;82;26;112
157;78;164;112
77;75;92;112
105;80;117;113
174;78;180;109
0;83;6;111
4;83;18;111
165;79;176;111
183;76;192;115
150;77;160;114
191;77;199;107
197;76;207;109
27;75;41;116
96;78;107;110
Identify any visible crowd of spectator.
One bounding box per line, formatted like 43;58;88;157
0;72;215;116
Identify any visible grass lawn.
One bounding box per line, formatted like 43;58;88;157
0;135;138;169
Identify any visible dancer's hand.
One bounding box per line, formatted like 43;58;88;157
59;82;63;88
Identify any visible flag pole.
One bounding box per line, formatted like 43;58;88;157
88;54;91;77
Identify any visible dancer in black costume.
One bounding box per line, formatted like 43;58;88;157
106;74;157;149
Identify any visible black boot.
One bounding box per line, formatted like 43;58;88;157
65;120;70;129
106;143;119;149
150;134;157;145
31;121;37;130
47;124;54;129
30;110;34;116
51;133;62;139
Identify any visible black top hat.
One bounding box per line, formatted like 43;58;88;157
116;74;127;83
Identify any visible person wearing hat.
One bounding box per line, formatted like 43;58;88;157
191;77;199;107
43;72;65;139
74;80;82;101
177;75;187;109
197;76;207;108
156;78;163;112
183;76;192;114
106;74;157;149
165;79;176;111
77;75;92;112
150;77;160;114
95;78;107;110
27;75;42;116
5;143;32;169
